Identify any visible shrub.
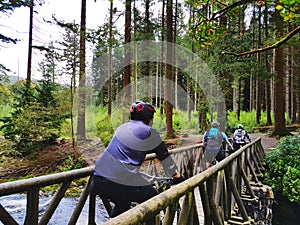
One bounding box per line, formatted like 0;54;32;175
264;136;300;204
96;116;114;147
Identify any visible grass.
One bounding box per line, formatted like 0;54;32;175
1;101;296;142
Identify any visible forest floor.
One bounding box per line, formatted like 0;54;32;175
0;130;298;182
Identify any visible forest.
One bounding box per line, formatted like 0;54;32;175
0;1;300;222
0;1;299;160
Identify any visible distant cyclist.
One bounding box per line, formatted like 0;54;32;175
232;124;251;151
202;122;233;169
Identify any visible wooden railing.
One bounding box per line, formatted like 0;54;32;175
0;142;202;225
98;138;267;225
0;138;266;225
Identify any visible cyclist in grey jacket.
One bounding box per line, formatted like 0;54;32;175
92;101;184;217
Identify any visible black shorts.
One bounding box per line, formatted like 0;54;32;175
92;175;157;217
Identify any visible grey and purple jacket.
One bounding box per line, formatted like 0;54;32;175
94;120;178;186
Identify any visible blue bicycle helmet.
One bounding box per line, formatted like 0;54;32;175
130;101;156;124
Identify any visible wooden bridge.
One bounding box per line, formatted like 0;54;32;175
0;137;272;225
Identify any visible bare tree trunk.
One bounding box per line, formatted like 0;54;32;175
124;0;131;110
159;0;165;115
272;9;289;136
286;46;292;121
264;1;272;126
145;0;151;102
71;31;77;147
255;5;262;124
297;49;300;123
107;0;114;116
76;0;87;140
237;77;241;121
26;0;33;91
165;0;175;138
250;5;256;112
292;45;300;123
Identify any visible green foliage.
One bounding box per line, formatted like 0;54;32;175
264;136;300;204
172;110;200;134
0;84;13;105
0;80;69;154
227;110;263;132
0;139;22;161
275;1;300;24
96;116;114;147
95;106;117;146
58;155;83;172
60;119;73;138
227;110;293;133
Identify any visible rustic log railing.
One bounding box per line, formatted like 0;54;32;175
0;138;267;225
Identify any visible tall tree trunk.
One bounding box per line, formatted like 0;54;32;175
160;0;165;115
272;9;289;136
108;0;113;116
71;32;77;146
132;0;137;102
145;0;151;101
173;0;178;111
165;0;175;138
286;46;292;121
26;0;33;91
237;77;241;121
264;1;272;125
297;48;300;123
124;0;131;109
77;0;87;140
255;5;262;124
250;5;256;112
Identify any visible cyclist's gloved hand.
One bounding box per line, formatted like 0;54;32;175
172;175;185;184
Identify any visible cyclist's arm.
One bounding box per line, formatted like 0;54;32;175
233;130;238;141
245;132;251;142
154;141;179;177
222;133;233;150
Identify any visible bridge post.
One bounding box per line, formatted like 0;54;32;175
0;204;18;225
24;188;39;225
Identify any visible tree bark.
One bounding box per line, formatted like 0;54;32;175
124;0;131;108
26;0;33;91
76;0;87;140
165;0;175;138
107;0;113;117
264;1;272;126
272;9;289;136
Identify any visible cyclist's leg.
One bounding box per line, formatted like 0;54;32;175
111;184;157;217
132;184;158;203
204;146;219;168
215;148;225;162
233;142;239;151
92;176;133;217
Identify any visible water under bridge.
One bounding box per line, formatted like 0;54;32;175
0;137;273;225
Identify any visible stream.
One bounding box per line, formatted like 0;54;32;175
0;193;109;225
1;193;299;224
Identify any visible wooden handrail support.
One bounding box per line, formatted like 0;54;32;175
0;139;267;225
